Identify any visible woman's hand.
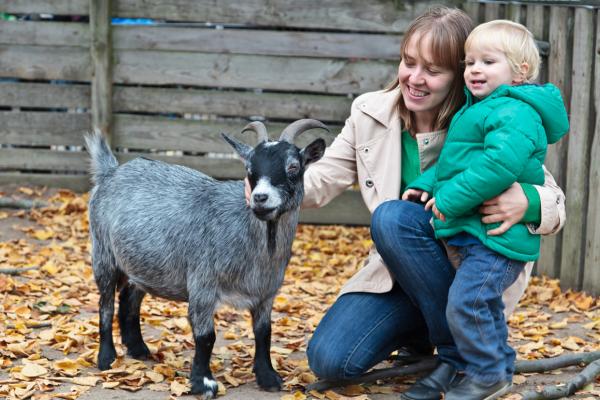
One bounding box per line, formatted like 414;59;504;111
402;189;430;203
244;178;251;206
479;182;528;236
425;197;446;222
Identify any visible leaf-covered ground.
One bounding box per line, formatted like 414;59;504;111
0;186;599;400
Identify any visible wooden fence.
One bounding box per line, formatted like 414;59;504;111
0;1;599;294
464;0;600;294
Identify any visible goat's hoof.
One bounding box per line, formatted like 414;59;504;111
126;343;152;360
97;349;117;371
256;370;283;392
190;376;219;398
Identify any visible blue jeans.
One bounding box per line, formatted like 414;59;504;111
307;286;429;380
307;200;462;380
447;242;524;384
370;200;464;370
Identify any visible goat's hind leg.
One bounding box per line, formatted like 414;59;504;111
251;298;283;391
118;283;151;359
94;257;121;370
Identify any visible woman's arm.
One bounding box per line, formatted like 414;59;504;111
479;166;566;236
301;108;360;209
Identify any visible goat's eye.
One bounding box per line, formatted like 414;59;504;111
287;163;300;175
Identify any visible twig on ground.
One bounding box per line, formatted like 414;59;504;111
305;356;437;392
0;198;50;209
306;351;600;393
515;351;600;373
0;266;39;275
6;321;52;329
519;358;600;399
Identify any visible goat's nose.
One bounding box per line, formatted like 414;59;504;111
253;193;268;204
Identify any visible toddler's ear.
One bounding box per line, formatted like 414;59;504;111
513;62;530;84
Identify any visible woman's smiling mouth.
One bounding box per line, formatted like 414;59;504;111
408;86;429;98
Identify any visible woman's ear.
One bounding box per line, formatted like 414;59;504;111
513;62;530;84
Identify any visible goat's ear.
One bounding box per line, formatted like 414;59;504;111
221;133;253;161
300;138;326;166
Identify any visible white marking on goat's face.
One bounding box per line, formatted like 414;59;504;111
250;177;282;220
263;141;279;147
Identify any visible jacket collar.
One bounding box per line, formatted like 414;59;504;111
356;88;400;129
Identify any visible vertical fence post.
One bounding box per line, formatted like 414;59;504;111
538;6;572;279
90;0;113;144
526;4;547;83
583;10;600;295
559;7;595;291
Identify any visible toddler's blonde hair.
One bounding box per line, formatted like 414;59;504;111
465;20;540;82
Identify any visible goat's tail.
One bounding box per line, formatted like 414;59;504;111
84;129;118;185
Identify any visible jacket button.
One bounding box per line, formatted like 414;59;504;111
366;179;374;188
364;147;369;153
424;139;430;145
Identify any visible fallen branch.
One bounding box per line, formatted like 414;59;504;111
0;198;50;209
305;351;600;392
515;351;600;373
0;266;39;275
519;358;600;400
305;356;437;392
6;321;52;329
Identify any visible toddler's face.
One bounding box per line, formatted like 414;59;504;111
464;47;520;99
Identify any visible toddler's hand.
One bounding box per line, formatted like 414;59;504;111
402;189;430;203
425;197;446;222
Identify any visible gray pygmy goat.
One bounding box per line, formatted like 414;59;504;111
85;119;327;398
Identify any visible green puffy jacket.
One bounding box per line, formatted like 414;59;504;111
408;83;569;261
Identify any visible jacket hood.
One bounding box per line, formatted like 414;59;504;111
488;83;570;144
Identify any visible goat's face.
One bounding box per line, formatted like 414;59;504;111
222;121;326;221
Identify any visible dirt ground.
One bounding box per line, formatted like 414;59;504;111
1;184;599;400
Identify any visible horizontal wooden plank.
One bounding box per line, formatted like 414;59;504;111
0;82;90;108
113;86;352;122
0;45;91;81
113;114;339;153
299;190;370;226
0;148;247;179
114;51;396;94
0;21;89;47
113;0;448;32
0;173;89;192
0;0;88;15
0;21;401;59
113;26;401;60
0;112;90;146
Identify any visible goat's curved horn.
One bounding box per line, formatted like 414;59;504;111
279;119;329;144
241;121;269;143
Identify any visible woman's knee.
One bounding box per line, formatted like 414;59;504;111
306;333;348;381
371;200;431;247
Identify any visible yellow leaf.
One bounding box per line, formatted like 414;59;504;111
53;358;80;375
145;371;164;383
170;380;189;396
281;391;307;400
72;376;100;386
41;261;59;275
0;211;8;219
512;375;527;385
32;230;55;241
549;319;568;329
21;363;48;378
102;381;120;389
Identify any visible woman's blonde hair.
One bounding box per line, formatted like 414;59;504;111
387;6;474;134
465;20;540;82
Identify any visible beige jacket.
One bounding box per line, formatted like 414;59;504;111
302;88;566;317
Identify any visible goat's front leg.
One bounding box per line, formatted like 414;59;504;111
251;298;283;391
188;294;219;398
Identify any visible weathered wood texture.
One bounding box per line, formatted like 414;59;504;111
90;0;113;141
469;2;599;293
583;11;600;294
111;0;454;32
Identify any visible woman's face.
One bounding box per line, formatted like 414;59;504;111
398;33;455;116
